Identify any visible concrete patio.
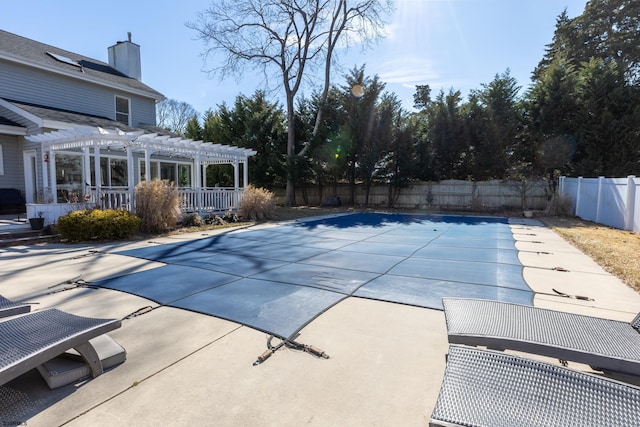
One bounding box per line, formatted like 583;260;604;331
1;215;639;426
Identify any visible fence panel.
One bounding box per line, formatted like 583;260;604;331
276;180;549;211
560;176;639;232
576;178;599;222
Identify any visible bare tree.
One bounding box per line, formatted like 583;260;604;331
188;0;393;205
156;99;198;135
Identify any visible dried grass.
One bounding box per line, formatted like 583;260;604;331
239;185;276;221
135;180;181;233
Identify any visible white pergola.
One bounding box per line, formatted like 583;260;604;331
27;126;256;211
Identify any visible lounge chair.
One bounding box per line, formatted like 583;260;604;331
0;308;123;388
0;295;30;318
442;297;640;376
430;345;640;427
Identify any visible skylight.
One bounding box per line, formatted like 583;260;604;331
47;51;82;69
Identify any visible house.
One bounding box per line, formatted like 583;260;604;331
0;30;255;225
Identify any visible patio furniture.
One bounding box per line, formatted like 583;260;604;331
430;345;640;427
0;295;30;318
442;297;640;376
0;308;124;388
0;189;25;214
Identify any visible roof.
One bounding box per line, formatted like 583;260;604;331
0;116;21;127
0;98;171;135
0;30;163;100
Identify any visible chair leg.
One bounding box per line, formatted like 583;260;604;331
74;342;103;378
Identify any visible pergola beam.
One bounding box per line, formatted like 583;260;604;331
26;127;256;163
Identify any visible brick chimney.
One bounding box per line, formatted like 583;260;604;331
108;32;142;80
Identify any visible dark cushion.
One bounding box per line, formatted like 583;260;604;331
0;188;25;213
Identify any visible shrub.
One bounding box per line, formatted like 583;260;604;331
135;179;181;233
221;211;239;223
181;213;203;227
57;209;140;242
239;185;275;221
203;214;224;225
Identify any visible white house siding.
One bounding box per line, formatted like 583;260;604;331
0;62;156;127
0;134;24;191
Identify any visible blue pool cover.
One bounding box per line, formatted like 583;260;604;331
95;213;533;339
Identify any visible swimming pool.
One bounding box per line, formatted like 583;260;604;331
96;212;532;339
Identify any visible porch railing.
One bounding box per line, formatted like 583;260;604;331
82;187;242;214
179;187;241;213
30;186;245;226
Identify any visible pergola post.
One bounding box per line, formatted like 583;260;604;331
126;145;135;212
49;150;57;203
144;148;151;182
243;159;249;188
233;160;239;209
94;143;102;206
41;144;49;197
195;155;202;213
83;146;91;198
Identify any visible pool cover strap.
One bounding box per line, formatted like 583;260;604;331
253;335;329;366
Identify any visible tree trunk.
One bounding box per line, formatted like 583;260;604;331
285;99;296;206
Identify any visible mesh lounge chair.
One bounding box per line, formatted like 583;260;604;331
0;295;30;318
0;308;122;387
430;345;640;427
442;297;640;376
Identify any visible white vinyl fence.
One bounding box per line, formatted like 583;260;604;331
559;176;640;232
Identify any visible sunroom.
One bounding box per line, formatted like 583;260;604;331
25;126;256;224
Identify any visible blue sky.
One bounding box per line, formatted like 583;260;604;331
3;0;588;116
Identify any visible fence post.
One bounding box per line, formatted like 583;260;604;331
625;175;636;231
575;177;583;218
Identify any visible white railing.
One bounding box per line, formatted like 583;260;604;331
98;189;131;211
31;186;246;225
179;187;241;213
85;187;242;213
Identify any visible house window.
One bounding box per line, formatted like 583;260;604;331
160;162;176;183
55;152;84;202
178;164;192;187
56;153;83;186
140;161;160;181
110;158;128;186
90;156;128;187
140;161;191;187
115;96;130;125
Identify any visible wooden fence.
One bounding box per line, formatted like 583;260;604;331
274;180;551;212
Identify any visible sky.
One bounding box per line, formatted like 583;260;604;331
2;0;589;116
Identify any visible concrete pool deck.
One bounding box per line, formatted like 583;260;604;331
1;215;639;426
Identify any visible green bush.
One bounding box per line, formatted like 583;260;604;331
57;209;141;242
239;185;275;221
135;179;181;233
